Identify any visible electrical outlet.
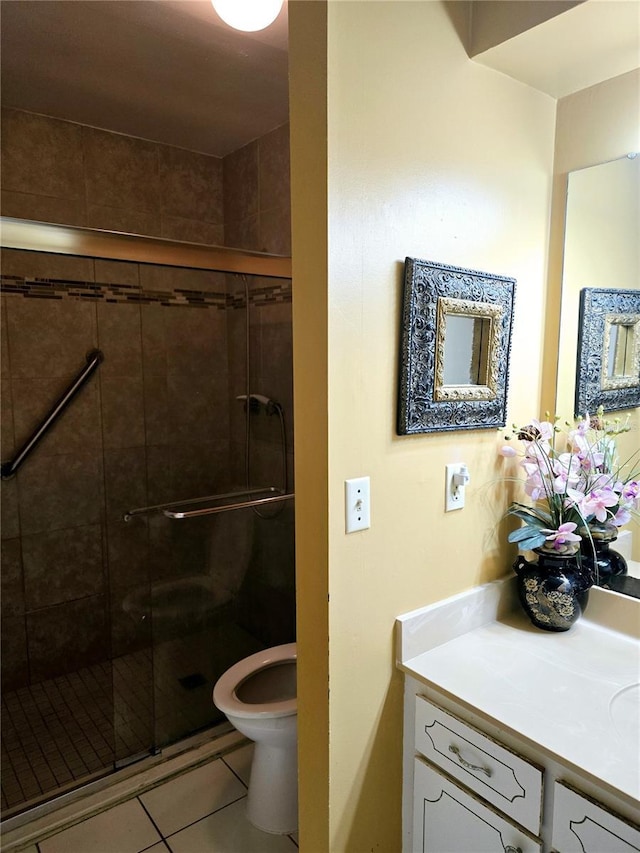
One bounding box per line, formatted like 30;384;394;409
345;477;371;533
445;463;469;512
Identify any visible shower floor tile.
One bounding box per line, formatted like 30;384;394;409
1;653;152;817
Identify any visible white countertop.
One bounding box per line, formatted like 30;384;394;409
397;573;640;806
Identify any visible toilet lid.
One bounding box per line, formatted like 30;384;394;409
213;643;296;719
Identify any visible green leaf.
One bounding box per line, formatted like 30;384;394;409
506;507;550;528
508;530;547;549
509;525;545;543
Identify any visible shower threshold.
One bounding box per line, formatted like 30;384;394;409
0;722;243;852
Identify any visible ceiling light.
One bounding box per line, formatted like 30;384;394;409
211;0;284;32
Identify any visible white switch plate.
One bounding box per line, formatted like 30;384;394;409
445;463;466;512
345;477;371;533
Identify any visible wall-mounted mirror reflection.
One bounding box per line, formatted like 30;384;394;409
556;154;639;418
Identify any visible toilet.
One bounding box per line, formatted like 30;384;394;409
213;642;297;834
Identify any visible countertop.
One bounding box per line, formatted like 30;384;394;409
397;570;640;808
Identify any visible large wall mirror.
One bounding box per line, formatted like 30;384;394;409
556;154;640;419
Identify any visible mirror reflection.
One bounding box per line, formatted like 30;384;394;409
557;154;639;416
442;315;491;386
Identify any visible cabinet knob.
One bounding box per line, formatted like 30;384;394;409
448;744;492;777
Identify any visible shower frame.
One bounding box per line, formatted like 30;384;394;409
0;217;293;822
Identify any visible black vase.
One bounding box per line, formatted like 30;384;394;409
513;549;592;632
580;528;628;587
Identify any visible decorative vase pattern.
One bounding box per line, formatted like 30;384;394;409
513;549;592;632
579;526;628;587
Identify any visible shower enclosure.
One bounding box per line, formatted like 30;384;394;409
0;219;295;819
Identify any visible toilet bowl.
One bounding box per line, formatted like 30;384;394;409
213;642;297;835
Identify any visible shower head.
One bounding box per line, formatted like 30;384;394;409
236;393;282;415
236;394;272;408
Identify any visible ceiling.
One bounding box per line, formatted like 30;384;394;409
0;0;290;158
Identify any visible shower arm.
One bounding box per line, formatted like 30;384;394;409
123;486;293;522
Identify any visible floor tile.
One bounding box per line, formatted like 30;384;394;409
222;743;253;786
166;798;298;853
139;757;246;837
39;799;161;853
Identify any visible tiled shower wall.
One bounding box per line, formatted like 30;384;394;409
0;109;293;695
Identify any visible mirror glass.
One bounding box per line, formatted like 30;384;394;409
556;154;640;417
442;315;490;386
606;320;637;379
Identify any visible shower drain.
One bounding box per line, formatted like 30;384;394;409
178;673;208;690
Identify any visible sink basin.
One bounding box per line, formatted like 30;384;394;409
609;683;640;742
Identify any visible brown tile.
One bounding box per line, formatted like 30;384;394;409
94;260;140;288
1;477;20;540
160;216;224;247
1;109;84;199
22;525;104;610
0;248;94;282
1;538;24;616
1;296;10;380
104;447;147;522
86;205;161;237
5;297;98;379
26;595;110;683
140;303;167;376
145;446;172;507
167;371;227;443
1;190;86;228
1;376;15;459
224;215;260;251
259;204;292;255
16;452;104;536
158;145;223;225
106;519;149;590
83;127;160;213
110;589;153;660
164;304;227;376
223;140;259;224
258;123;290;214
100;374;145;449
1;614;28;690
96;302;142;378
143;372;170;446
11;376;102;458
166;440;229;502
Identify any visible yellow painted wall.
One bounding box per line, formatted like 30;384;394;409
291;1;557;849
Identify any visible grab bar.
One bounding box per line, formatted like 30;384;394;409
1;349;104;480
124;487;293;522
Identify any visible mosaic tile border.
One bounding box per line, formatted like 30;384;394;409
0;276;292;309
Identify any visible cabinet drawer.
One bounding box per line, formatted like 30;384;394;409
551;782;640;852
413;757;541;853
415;695;543;835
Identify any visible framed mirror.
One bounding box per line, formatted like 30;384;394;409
397;258;516;434
557;154;640;418
575;287;640;414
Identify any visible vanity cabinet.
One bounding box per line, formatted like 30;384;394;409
404;683;640;853
413;757;541;853
552;782;640;853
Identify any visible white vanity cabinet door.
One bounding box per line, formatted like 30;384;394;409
415;695;543;835
413;758;541;853
551;782;640;852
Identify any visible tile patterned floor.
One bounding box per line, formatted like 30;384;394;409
21;744;298;853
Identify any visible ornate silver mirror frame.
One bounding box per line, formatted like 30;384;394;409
397;258;516;434
575;287;640;415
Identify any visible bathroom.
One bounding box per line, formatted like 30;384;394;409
2;1;640;851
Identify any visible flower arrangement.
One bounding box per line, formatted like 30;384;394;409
499;408;640;556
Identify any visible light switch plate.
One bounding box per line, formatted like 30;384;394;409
345;477;371;533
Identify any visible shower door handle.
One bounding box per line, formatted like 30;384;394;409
163;492;295;519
